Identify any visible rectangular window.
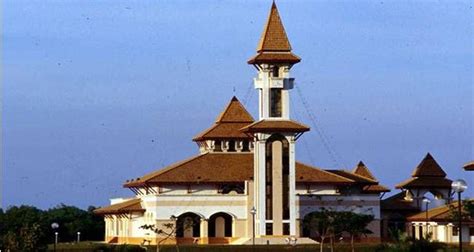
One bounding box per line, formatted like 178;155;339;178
270;89;282;117
272;67;279;77
453;226;459;236
469;227;474;236
266;223;273;235
214;141;222;152
283;223;290;235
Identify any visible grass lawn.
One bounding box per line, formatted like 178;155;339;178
48;242;474;252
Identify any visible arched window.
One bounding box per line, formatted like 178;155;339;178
208;212;233;237
176;212;201;238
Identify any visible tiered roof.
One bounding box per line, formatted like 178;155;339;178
396;153;452;189
248;2;300;65
193;97;254;141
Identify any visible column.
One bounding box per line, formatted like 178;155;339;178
289;138;296;236
257;138;266;236
200;219;208;244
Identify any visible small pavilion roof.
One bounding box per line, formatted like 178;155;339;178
411;153;447;177
94;198;144;215
395;153;451;189
240;119;309;133
193;97;254;141
248;2;300;64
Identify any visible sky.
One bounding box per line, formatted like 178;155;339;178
2;0;473;210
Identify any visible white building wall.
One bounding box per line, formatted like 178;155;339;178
141;194;248;220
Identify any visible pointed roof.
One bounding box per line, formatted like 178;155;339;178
215;96;254;123
353;161;378;181
193;97;254;141
248;2;300;64
257;2;291;52
411;153;447;177
395;153;452;189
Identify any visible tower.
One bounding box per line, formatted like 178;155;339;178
242;2;309;237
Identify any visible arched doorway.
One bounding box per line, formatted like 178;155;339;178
176;212;201;238
208;212;233;237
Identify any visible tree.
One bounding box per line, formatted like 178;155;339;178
303;208;338;252
339;212;374;252
1;206;48;251
448;200;474;231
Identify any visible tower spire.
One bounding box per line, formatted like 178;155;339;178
248;2;300;65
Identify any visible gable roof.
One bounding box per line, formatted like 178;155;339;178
248;2;300;64
193;97;254;141
353;161;377;181
326;170;377;184
94;198;144;215
411;153;447;177
124;153;356;187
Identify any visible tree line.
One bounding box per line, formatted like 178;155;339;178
0;204;104;251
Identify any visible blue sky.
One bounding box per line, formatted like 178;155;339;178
2;0;473;209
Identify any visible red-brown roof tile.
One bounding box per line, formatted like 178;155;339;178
240;119;310;133
353;161;378;181
124;153;356;187
94;198;144;215
411;153;447;177
193;97;254;141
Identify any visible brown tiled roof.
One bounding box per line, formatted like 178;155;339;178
463;161;474;171
215;96;254;123
247;52;301;64
411;153;447;177
257;2;291;52
353;161;378;181
94;198;144;215
193;97;254;141
248;2;300;64
124;153;254;186
326;170;377;184
407;200;474;222
362;184;390;193
381;192;419;211
240;119;310;133
395;176;453;189
124;153;357;187
295;162;354;184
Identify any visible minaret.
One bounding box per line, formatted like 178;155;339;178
243;2;309;237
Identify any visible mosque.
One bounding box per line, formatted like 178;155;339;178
94;2;473;245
